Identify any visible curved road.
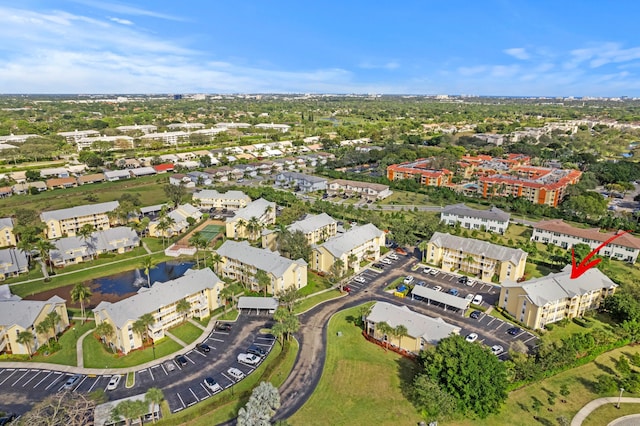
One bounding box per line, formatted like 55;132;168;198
571;397;640;426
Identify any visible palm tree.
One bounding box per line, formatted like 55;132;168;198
463;254;475;274
70;283;92;323
145;387;164;424
35;320;51;343
77;223;95;257
376;321;393;348
46;310;62;342
246;216;261;241
348;253;358;271
255;269;271;296
394;324;408;350
95;321;116;353
188;232;204;268
358;304;373;328
155;220;170;248
132;320;147;346
235;218;247;239
140;256;157;288
34;239;56;278
16;330;35;358
139;313;156;342
176;299;191;323
211;252;222;274
418;240;429;262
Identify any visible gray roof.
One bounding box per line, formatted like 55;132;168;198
0;296;65;329
367;301;461;345
50;227;139;263
41;201;119;222
319;223;384;258
411;285;471;310
237;296;279;310
428;232;527;265
0;248;29;275
94;268;221;328
442;203;510;222
140;204;167;214
104;170;131;179
277;171;327;184
503;265;618;306
228;198;275;222
216;240;306;278
0;284;21;301
288;213;336;235
193;190;250;202
0;217;13;229
130;167;156;176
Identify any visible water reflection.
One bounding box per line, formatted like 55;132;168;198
89;261;195;296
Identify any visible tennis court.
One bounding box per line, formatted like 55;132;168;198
199;224;224;242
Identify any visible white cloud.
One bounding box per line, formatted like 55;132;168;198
70;0;185;21
358;61;400;70
457;66;487;76
504;47;530;60
109;17;133;25
567;43;640;69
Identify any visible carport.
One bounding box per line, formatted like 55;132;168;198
411;286;470;315
238;296;279;315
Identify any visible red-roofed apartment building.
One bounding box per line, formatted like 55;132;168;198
532;219;640;263
387;159;452;187
153;163;175;174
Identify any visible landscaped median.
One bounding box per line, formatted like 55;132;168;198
83;334;183;369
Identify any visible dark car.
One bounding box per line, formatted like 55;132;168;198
458;276;469;284
175;355;188;367
0;414;16;426
507;327;522;336
216;322;232;332
470;310;482;320
247;345;267;357
373;263;385;269
196;343;211;353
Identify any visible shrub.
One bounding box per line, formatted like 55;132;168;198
545;323;555;331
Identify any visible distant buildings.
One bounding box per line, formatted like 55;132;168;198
193;190;251;211
387;159;453;187
327;179;392;200
441;203;510;234
274;171;327;193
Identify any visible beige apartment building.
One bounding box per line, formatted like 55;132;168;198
40;201;119;239
225;198;276;240
0;218;16;247
192;189;251;211
93;268;224;354
499;266;617;330
426;232;527;283
262;213;337;250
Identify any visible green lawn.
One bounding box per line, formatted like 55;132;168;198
168;321;203;345
294;289;342;314
290;305;421;426
83;334;182;368
583;402;640;426
218;309;239;321
298;272;333;297
22;320;96;366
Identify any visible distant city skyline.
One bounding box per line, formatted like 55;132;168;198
2;1;640;96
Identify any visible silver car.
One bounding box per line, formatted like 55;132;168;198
227;367;245;381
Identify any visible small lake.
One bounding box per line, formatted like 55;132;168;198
88;261;195;296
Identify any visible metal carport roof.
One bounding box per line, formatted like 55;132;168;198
411;285;471;311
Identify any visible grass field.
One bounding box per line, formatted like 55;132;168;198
583;402;640;426
290;304;421;426
168;321;204;345
295;289;342;314
83;334;182;368
297;272;333;297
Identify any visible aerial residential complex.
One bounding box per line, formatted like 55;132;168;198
215;240;308;294
192;189;251;211
440;203;511;234
49;227;140;267
262;213;337;250
274;171;328;193
225;198;276;239
327;179;392;200
532;219;640;263
386;159;453;187
310;223;386;274
40;201;120;239
500;266;618;330
426;232;528;283
93;268;224;354
365;302;461;353
148;204;202;238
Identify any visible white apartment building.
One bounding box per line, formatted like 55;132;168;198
441;203;511;234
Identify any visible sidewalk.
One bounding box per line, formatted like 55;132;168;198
571;397;640;426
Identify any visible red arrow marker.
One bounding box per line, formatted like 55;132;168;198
570;230;630;279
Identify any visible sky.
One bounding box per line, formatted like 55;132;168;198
2;1;640;96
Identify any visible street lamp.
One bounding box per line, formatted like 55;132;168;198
152;341;156;359
73;327;77;338
617;387;625;409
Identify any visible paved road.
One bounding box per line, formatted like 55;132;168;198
571;397;640;426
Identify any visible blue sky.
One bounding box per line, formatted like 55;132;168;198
2;1;640;96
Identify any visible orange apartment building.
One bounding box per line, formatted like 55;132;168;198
457;153;531;179
387;159;453;187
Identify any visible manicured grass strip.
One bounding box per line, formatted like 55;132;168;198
294;289;342;314
298;273;333;297
83;335;182;368
126;372;135;388
168;322;204;345
24;320;96;366
218;309;239;321
290;304;421;425
583;402;640;426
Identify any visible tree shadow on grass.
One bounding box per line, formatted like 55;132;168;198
576;376;598;393
594;360;616;376
534;416;555;426
517;401;530;413
395;356;419;401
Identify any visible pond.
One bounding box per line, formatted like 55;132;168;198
88;261;195;296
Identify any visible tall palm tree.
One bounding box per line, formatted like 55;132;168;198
219;285;235;313
145;387;164;424
140;256;157;288
70;283;92;323
77;223;95;260
348;253;358;271
255;269;271;296
176;299;191;323
34;239;56;278
35;320;51;343
188;232;204;268
418;240;429;262
235;218;247;239
132;320;147;346
139;313;156;342
46;310;62;342
376;321;393;348
211;253;222;274
394;324;408;350
16;330;35;358
95;321;116;353
246;216;261;241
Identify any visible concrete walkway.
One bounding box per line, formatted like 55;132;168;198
76;327;95;368
164;331;187;347
188;318;206;331
571;397;640;426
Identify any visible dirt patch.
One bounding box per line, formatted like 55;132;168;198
23;282;136;309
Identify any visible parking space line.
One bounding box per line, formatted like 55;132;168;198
0;369;17;385
11;369;29;386
212;331;229;336
189;388;199;402
87;377;100;393
255;336;274;341
193;350;207;358
45;373;64;391
176;393;186;409
33;371;53;388
148;367;155;380
208;337;224;343
160;364;168;375
22;370;42;387
523;335;537;344
76;375;89;389
221;373;232;383
494;321;507;330
486;317;496;326
185;354;195;365
200;382;212;396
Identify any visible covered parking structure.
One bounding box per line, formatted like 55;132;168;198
238;296;279;315
411;285;470;314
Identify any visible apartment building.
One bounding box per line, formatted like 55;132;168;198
0;248;29;280
49;227;140;267
532;219;640;263
93;268;224;354
386;159;453;187
499;266;617;330
140;131;189;146
311;223;385;274
192;190;251;211
327;179;392;200
426;232;527;283
76;135;135;152
57;129;100;144
441;203;511;234
216;240;307;294
40;201;119;239
0;218;16;247
274;171;328;193
225;198;276;239
262;213;337;250
116;124;158;134
0;295;69;355
148;204;202;238
365;302;461;353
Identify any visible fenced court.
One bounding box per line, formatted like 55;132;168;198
199;224;224;243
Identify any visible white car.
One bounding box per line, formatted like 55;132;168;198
472;294;483;305
433;285;443;292
381;258;392;265
106;374;122;391
204;377;222;393
388;254;399;260
227;367;245;381
429;269;438;276
466;279;475;286
403;276;414;285
491;345;504;356
164;361;176;372
465;333;478;343
423;267;432;274
237;353;261;365
354;276;366;283
465;294;475;302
